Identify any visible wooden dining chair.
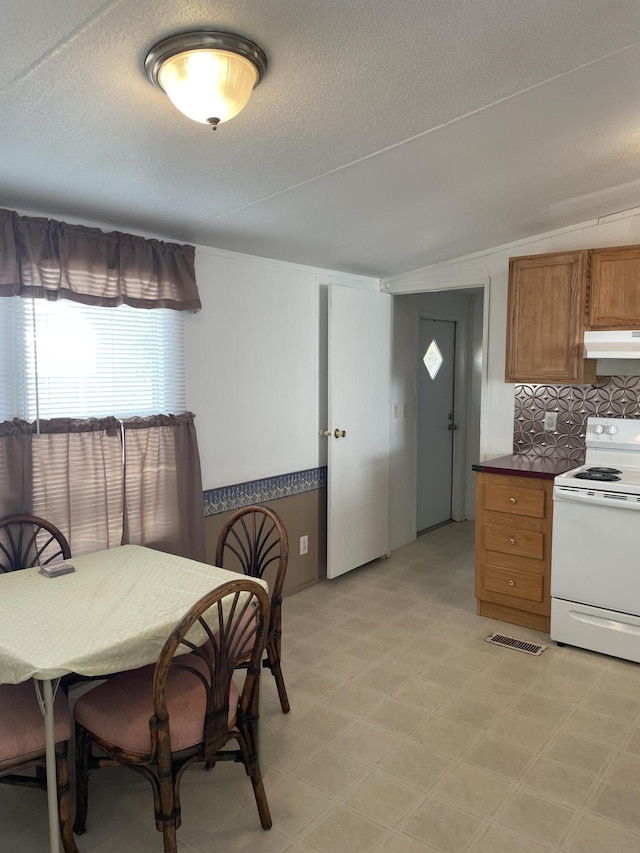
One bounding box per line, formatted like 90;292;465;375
0;681;78;853
0;514;91;693
0;514;71;572
215;505;291;713
73;578;272;853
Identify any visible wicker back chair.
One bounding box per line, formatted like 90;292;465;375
0;682;78;852
0;514;91;693
73;578;271;853
215;505;290;713
0;514;71;572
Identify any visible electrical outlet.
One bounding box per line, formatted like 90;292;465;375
543;411;558;432
299;534;309;555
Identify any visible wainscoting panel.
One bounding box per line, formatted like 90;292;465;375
204;487;327;596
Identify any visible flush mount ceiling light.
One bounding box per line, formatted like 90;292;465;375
144;30;267;130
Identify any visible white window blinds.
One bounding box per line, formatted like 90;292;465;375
0;297;185;421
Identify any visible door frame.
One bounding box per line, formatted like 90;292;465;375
385;274;490;550
414;310;469;528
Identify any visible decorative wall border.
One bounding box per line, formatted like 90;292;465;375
203;467;327;516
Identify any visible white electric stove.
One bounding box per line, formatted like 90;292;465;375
551;416;640;662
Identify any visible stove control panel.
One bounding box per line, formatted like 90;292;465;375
590;420;620;440
586;417;640;452
592;423;619;435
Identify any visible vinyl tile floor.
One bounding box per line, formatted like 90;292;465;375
4;520;640;852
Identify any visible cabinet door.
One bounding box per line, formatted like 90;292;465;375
505;251;591;384
589;246;640;329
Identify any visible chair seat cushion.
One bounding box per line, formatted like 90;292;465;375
0;681;71;769
74;653;239;757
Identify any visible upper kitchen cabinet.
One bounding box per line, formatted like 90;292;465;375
588;246;640;329
505;251;595;384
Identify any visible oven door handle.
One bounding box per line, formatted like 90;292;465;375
554;488;640;510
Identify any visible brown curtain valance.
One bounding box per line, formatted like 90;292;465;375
0;208;201;311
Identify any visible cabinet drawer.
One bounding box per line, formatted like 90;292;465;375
483;565;544;603
484;525;544;560
484;483;545;518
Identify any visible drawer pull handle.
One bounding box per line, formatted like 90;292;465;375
508;579;515;587
509;497;516;504
509;538;516;545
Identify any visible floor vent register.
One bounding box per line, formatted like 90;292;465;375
485;633;547;656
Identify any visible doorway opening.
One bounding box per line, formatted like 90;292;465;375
389;287;485;550
417;317;456;534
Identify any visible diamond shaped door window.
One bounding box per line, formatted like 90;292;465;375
423;339;443;380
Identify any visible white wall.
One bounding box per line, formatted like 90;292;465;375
186;246;379;490
16;200;640;550
11;203;381;492
385;206;640;465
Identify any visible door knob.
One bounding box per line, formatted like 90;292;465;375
320;429;331;437
447;423;457;431
334;428;346;438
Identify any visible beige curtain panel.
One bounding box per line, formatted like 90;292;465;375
0;207;201;311
121;413;206;562
0;419;33;517
0;414;206;562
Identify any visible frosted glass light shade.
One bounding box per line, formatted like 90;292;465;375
145;30;267;130
158;50;258;126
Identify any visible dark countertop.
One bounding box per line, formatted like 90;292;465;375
472;454;580;480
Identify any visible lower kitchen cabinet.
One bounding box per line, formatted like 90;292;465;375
475;471;552;633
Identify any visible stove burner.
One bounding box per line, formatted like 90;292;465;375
575;470;621;482
587;466;622;475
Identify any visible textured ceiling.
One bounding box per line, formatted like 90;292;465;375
2;0;640;277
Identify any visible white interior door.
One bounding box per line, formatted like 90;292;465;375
327;285;391;579
416;318;456;532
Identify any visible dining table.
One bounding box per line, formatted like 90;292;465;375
0;543;268;853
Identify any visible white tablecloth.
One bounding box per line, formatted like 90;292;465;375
0;544;267;684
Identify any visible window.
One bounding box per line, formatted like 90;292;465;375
0;210;204;561
423;338;444;380
0;297;185;421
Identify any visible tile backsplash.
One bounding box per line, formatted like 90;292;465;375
513;376;640;463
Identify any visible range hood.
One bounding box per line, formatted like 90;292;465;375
584;330;640;376
584;330;640;358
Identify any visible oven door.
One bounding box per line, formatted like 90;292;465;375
551;486;640;614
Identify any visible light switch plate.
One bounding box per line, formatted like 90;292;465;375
543;411;558;431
